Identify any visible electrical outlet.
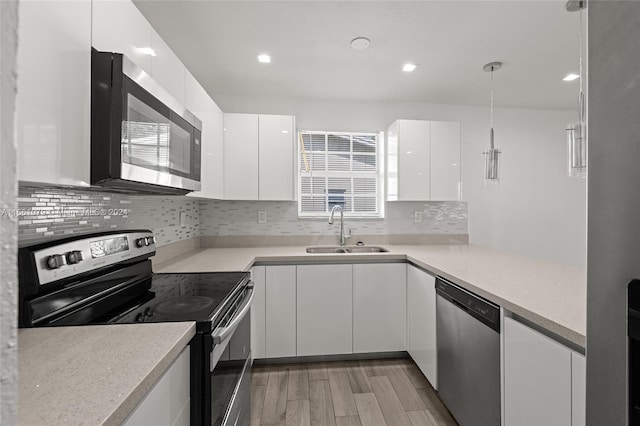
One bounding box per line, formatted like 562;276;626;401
179;211;187;228
258;210;267;224
414;210;423;223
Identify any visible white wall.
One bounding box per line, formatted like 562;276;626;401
216;94;586;266
1;0;19;423
586;2;640;424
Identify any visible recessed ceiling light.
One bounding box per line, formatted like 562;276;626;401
258;54;271;64
563;73;580;81
403;63;417;72
350;37;371;50
136;47;157;57
281;130;289;134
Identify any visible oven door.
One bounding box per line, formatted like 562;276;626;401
210;285;253;426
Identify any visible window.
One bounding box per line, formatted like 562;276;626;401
298;131;383;218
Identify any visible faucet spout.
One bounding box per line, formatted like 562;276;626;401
328;205;349;245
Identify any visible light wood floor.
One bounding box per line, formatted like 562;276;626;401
251;358;458;426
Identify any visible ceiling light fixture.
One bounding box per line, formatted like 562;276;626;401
257;54;271;64
483;61;503;186
350;37;371;50
566;0;587;178
563;73;580;82
403;63;417;72
136;47;157;57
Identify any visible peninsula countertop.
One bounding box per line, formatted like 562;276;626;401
154;244;586;347
18;322;195;426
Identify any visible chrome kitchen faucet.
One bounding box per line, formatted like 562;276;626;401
328;205;351;246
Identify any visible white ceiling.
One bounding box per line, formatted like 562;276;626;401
134;1;582;110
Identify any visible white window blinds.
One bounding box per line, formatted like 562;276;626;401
298;131;381;217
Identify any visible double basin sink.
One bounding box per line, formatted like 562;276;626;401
306;246;389;254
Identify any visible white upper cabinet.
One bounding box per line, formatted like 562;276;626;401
91;0;153;75
386;119;461;201
353;263;407;353
17;0;92;186
258;115;295;201
223;114;260;200
430;121;461;201
150;31;186;106
223;113;295;201
186;71;224;199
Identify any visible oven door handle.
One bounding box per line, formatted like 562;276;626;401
212;284;254;345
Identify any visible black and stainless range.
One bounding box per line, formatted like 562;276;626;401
18;230;253;426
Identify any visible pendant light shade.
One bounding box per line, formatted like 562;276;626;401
483;62;502;186
566;0;587;178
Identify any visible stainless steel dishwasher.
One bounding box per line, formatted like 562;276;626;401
436;277;501;426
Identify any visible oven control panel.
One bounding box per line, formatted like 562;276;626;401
33;231;156;285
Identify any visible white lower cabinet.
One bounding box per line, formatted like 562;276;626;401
504;317;584;426
296;264;353;356
265;265;297;358
124;347;190;426
571;352;586;426
407;265;437;389
250;266;266;360
353;263;407;353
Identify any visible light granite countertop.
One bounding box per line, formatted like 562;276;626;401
155;244;586;347
18;322;195;426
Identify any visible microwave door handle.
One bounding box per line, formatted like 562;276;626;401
212;284;255;345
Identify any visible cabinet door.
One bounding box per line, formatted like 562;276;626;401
223;114;259;200
265;265;296;358
17;0;92;186
398;120;430;201
150;31;186;106
407;266;437;389
430;121;461;201
258;115;295;201
571;352;586;426
353;263;407;353
92;0;153;75
504;317;572;426
297;265;352;356
250;266;266;360
124;347;190;426
185;72;224;199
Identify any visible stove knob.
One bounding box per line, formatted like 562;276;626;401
146;236;155;245
136;238;148;248
144;308;153;317
135;313;145;322
66;250;83;265
46;254;66;270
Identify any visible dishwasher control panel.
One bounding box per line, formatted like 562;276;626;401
436;277;500;332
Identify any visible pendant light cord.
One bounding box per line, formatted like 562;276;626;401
490;66;495;150
578;6;585;124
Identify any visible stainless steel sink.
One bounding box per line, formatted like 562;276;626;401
344;246;389;253
305;247;347;253
305;246;389;254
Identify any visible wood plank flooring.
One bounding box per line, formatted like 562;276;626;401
251;358;458;426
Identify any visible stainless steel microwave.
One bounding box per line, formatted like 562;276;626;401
91;49;201;194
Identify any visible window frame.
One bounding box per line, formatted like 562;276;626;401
297;130;385;219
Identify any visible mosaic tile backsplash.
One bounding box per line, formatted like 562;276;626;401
16;186;467;246
198;200;467;237
17;186;200;246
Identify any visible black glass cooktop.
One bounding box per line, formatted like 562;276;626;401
112;272;249;327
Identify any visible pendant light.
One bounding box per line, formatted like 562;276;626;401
483;61;503;186
566;0;587;178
